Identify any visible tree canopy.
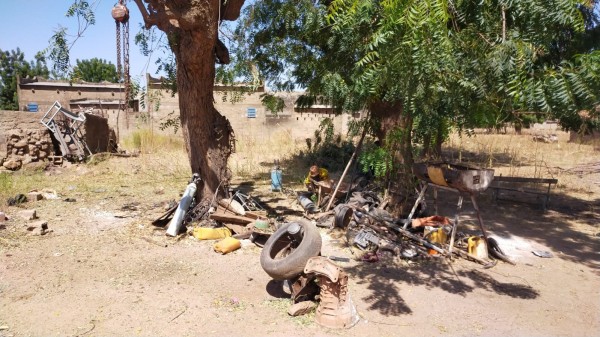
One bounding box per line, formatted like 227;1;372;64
72;58;119;83
231;0;600;161
0;48;49;110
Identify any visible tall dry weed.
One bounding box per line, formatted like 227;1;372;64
230;129;304;181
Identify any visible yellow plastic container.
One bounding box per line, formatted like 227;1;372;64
213;237;241;254
425;226;447;255
193;227;232;240
467;236;488;259
429;228;448;245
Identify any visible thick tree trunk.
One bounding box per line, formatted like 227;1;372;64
173;29;233;200
370;100;414;216
133;0;247;200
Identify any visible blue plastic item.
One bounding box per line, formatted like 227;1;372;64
27;102;38;112
271;168;282;191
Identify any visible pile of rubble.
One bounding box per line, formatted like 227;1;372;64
1;130;54;171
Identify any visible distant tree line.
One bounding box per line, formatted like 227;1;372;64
0;48;118;110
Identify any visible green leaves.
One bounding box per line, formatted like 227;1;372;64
0;48;50;110
72;58;118;83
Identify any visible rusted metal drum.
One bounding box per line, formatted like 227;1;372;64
112;4;129;22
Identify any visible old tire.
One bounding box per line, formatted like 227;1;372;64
260;219;322;280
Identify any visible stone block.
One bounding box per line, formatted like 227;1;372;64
0;211;6;222
26;220;48;231
8;130;21;138
21;155;32;165
14;140;28;149
3;159;21;171
18;209;37;220
27;192;43;201
287;301;317;316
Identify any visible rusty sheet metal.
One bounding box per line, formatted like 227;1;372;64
413;162;494;193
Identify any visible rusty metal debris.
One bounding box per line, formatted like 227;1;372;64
296;161;514;268
304;257;359;329
40;101;91;161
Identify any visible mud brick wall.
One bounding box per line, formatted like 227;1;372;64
0;110;117;170
0;110;54;170
84;113;117;153
147;89;362;141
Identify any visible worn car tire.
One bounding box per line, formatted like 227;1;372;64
260;219;322;280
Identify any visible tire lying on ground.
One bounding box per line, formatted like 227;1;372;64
260;219;322;280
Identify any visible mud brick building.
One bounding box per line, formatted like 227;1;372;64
0;75;363;170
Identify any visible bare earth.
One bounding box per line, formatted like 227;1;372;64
1;151;599;337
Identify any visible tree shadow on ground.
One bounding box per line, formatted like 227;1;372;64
428;188;600;271
343;255;539;316
231;150;598;318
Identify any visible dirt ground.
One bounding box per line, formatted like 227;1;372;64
1;140;599;337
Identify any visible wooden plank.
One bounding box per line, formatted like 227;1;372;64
210;211;253;224
490;186;548;195
223;223;251;235
493;176;558;184
244;211;268;219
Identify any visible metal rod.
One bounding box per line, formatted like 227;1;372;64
403;184;428;229
470;194;489;240
448;195;463;255
324;123;368;212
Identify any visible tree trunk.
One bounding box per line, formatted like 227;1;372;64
370;100;414;216
133;1;247;201
433;121;444;158
172;30;233;200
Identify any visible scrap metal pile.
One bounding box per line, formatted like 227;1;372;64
312;189;512;267
152;162;514;329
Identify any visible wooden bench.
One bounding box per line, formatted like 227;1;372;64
489;176;558;210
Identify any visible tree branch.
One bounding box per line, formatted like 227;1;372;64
215;38;230;64
501;5;506;43
132;0;157;28
221;0;246;21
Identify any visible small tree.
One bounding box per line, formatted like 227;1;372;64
0;48;49;110
72;58;118;83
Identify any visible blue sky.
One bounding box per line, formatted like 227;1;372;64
0;0;165;82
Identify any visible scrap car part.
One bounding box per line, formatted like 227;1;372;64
304;256;359;329
260;219;322;280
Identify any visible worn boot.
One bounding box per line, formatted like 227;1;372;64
304;257;359;329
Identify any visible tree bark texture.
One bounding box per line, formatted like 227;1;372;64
134;0;246;200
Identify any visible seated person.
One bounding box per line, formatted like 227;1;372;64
304;165;331;191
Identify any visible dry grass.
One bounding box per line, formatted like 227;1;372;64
0;145;191;206
444;129;600;199
230;130;309;186
121;128;186;154
2;127;596;206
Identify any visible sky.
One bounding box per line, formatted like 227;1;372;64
0;0;165;83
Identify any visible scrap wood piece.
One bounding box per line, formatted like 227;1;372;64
218;198;246;216
244;210;268;219
448;245;497;268
151;203;178;227
223;223;250;235
390;224;447;255
210;211;253;224
362;211;447;255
